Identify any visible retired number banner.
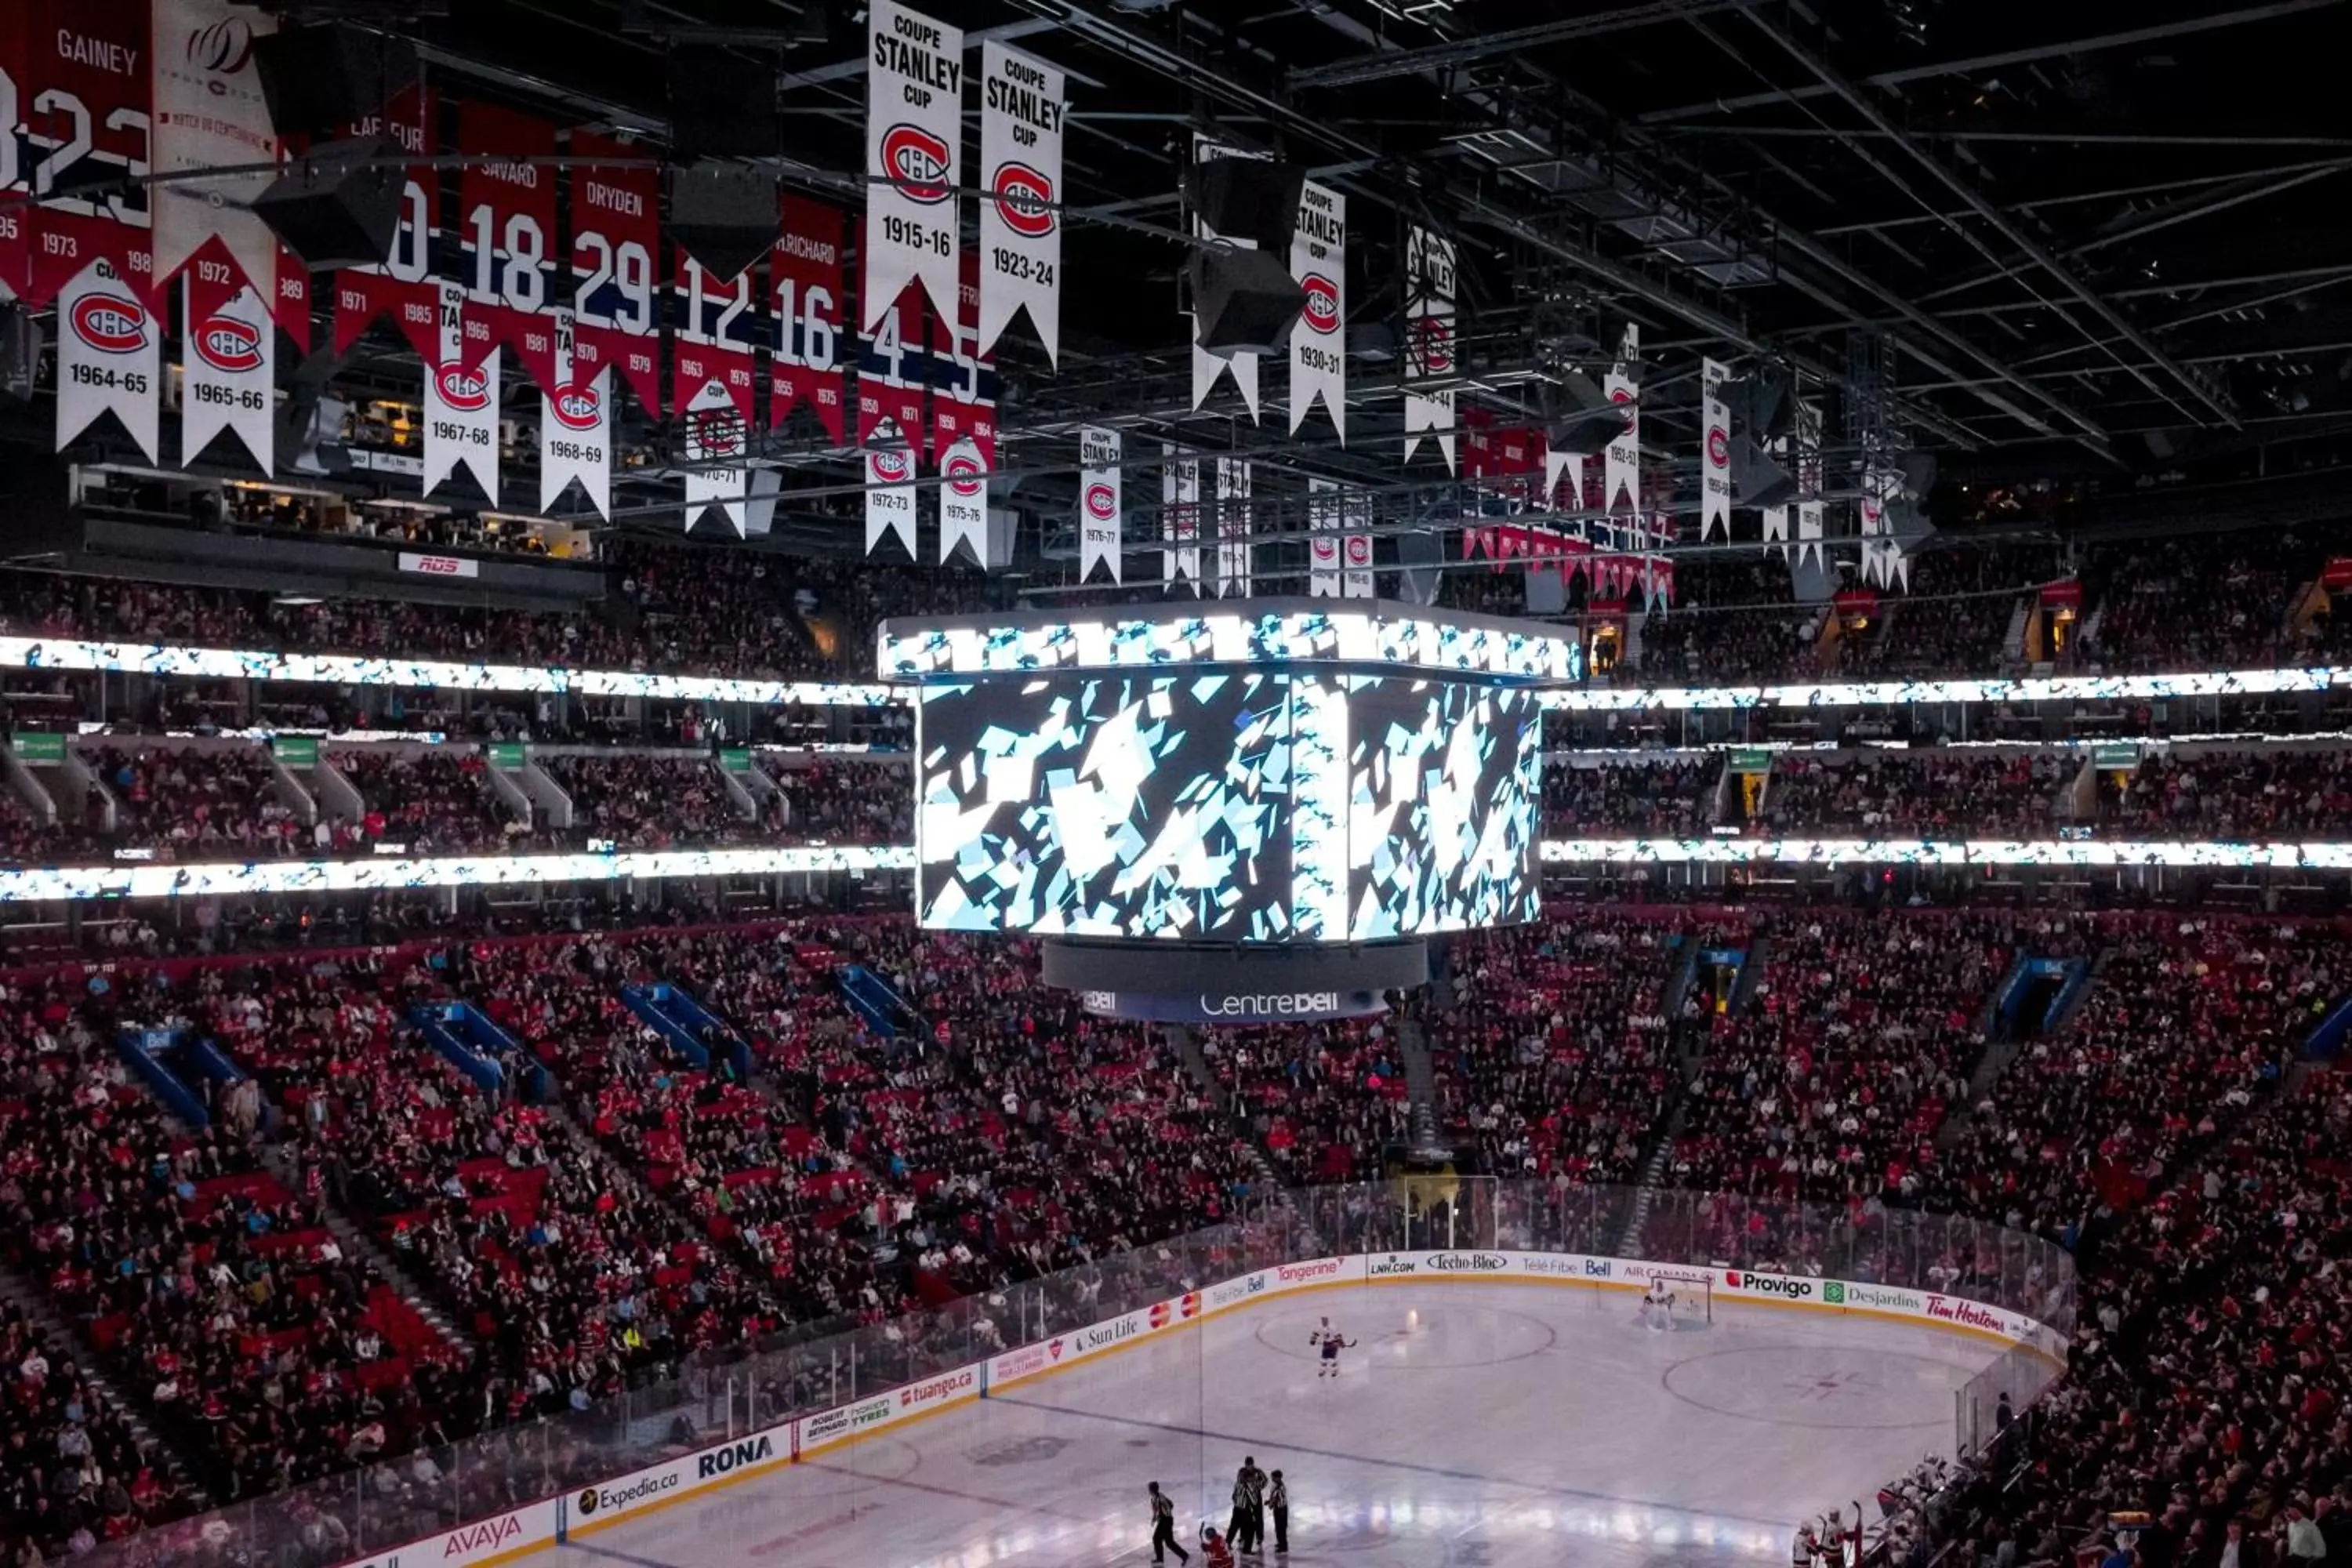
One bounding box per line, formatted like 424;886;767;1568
976;40;1063;366
858;289;928;458
1289;181;1345;441
674;245;762;535
866;0;962;332
0;13;24;301
38;0;159;460
457;103;560;393
771;194;846;443
333;85;437;360
568;130;662;416
1078;426;1120;585
1403;225;1456;472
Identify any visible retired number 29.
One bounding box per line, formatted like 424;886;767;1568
883;216;949;258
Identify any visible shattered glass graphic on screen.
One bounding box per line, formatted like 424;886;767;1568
1345;677;1540;939
917;673;1294;939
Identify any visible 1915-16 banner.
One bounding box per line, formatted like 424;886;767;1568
866;0;963;332
976;39;1062;366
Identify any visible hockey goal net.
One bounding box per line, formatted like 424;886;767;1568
1649;1274;1712;1327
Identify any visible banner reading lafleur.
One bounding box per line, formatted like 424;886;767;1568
1079;426;1121;585
539;309;610;519
866;0;963;332
1403;226;1456;472
977;39;1063;365
1700;358;1732;540
1289;181;1345;441
332;85;437;360
180;274;271;470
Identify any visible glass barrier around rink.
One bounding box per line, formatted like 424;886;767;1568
74;1183;2072;1568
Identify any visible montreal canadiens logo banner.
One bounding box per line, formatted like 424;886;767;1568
1078;426;1120;585
1796;397;1826;571
939;435;989;566
1189;139;1263;422
540;308;610;519
59;262;160;460
866;0;963;333
1403;225;1456;473
1289;181;1345;441
682;376;748;537
1307;477;1341;597
180;274;270;471
1162;445;1200;593
1343;486;1374;599
1701;357;1732;541
866;421;919;558
458;103;561;394
1603;321;1640;515
151;0;279;328
772;194;846;442
423;280;500;499
568;129;662;417
977;39;1063;366
1214;456;1252;599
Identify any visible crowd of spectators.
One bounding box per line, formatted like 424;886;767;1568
326;750;524;855
2079;535;2318;673
1201;1022;1409;1185
1542;757;1719;837
540;754;749;849
1762;752;2077;838
1847;546;2049;677
762;761;913;844
84;747;305;858
1635;559;1823;684
2101;749;2352;840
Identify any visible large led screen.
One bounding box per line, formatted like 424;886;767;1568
917;673;1294;940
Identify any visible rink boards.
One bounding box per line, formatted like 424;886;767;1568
339;1248;2067;1568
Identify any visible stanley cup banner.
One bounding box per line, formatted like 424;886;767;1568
976;39;1063;366
423;280;499;499
939;436;988;565
865;422;918;557
1602;323;1640;514
1189;139;1265;421
180;273;271;471
771;194;847;443
568;130;663;417
1288;180;1345;441
1163;445;1200;592
456;103;561;394
333;84;438;360
1701;358;1733;540
866;0;964;332
539;308;611;520
682;376;748;536
37;0;160;460
1307;477;1341;597
1078;426;1122;585
1215;456;1253;599
1342;487;1374;599
1403;225;1456;472
1795;397;1824;569
150;0;278;325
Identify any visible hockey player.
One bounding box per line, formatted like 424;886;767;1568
1149;1482;1189;1566
1642;1280;1675;1332
1308;1317;1356;1378
1201;1525;1236;1568
1269;1470;1290;1555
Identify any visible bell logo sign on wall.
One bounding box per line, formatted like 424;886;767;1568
977;40;1065;366
1289;182;1346;441
866;0;964;332
180;278;273;473
1078;426;1121;586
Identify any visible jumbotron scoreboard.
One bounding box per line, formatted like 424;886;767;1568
880;600;1582;1020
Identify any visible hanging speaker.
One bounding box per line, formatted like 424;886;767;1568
1730;434;1796;509
252;24;418;142
252;139;403;270
1189;248;1308;358
1185;158;1305;252
669;45;781;162
669;162;779;282
1544;368;1624;456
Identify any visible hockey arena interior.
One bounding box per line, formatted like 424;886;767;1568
2;0;2352;1565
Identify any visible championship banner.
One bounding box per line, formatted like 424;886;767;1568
1403;225;1456;472
1795;397;1824;569
423;281;499;499
865;423;918;557
771;194;846;442
1343;487;1374;599
568;130;662;417
1215;456;1252;599
1189;139;1264;421
681;376;747;536
180;273;270;471
1602;323;1639;514
539;308;610;520
333;85;437;359
150;0;279;324
1544;448;1584;518
673;256;760;446
457;103;560;393
1700;358;1732;540
1078;426;1120;585
939;436;988;566
976;39;1063;365
865;0;963;332
1288;180;1345;441
58;257;160;460
858;290;929;458
1307;478;1340;597
1163;446;1200;592
1762;424;1791;555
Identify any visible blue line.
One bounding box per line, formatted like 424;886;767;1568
988;1392;1791;1530
557;1544;687;1568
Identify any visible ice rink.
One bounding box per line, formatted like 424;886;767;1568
547;1282;2007;1568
